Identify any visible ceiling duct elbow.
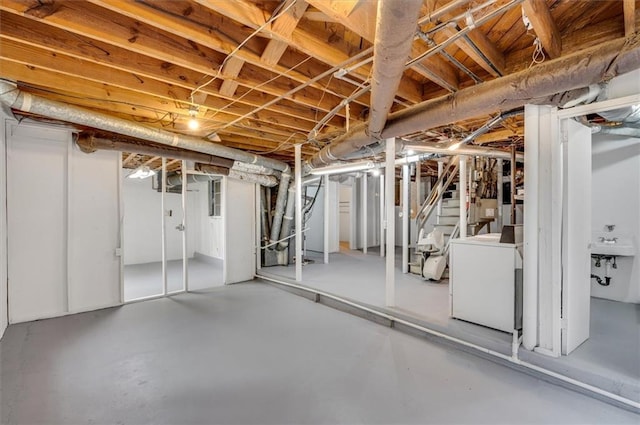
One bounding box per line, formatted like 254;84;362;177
368;0;423;139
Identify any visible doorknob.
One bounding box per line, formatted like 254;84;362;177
175;223;185;231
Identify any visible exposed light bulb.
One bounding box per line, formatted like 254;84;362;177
369;169;381;177
188;117;199;130
406;149;415;155
188;105;199;130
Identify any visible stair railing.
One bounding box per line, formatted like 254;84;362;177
415;155;459;238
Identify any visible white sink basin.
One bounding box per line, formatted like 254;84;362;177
591;237;635;256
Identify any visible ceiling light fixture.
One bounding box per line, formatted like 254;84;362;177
127;165;156;179
447;141;462;151
187;105;199;130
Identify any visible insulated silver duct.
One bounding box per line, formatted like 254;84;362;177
0;81;289;173
269;172;292;246
278;185;297;251
308;35;640;168
368;0;423;139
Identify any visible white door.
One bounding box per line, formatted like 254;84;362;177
561;119;592;354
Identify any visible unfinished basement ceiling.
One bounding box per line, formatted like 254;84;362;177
1;0;638;172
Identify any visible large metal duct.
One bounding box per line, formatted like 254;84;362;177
309;35;640;168
0;81;288;173
368;0;423;139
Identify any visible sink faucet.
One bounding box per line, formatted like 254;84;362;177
598;236;618;243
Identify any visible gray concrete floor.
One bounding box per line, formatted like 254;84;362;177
125;256;223;301
261;247;640;403
1;282;637;424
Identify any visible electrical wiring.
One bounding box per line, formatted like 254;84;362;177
189;0;299;99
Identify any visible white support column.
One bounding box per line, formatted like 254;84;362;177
181;160;188;292
437;161;444;217
459;156;467;238
497;159;504;231
255;184;262;271
323;175;330;264
385;138;396;307
161;157;167;295
294;144;303;282
362;173;368;254
379;173;385;257
402;164;410;273
415;162;422;206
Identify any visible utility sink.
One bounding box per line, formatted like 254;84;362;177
591;236;636;256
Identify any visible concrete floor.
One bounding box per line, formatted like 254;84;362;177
125;255;223;301
261;248;640;403
1;282;638;424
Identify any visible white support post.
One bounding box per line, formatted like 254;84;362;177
181;160;188;292
459;156;467;238
385;138;396;307
362;173;368;254
402;164;410;273
323;175;330;264
416;162;421;207
437;161;444;217
295;144;303;282
379;173;385;257
497;159;504;231
255;184;262;271
161;157;167;295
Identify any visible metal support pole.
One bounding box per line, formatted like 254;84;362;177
510;144;517;224
416;162;421;207
380;173;385;257
402;164;410;273
362;173;368;254
385;138;396;307
497;159;504;231
323;175;330;264
459;156;468;238
295;144;303;282
437;161;444;217
255;184;262;271
181;160;188;292
161;157;167;295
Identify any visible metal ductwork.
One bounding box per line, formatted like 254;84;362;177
76;132;235;169
0;81;289;173
308;35;640;168
368;0;423;139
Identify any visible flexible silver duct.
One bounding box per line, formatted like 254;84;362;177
368;0;423;139
269;172;292;246
277;185;297;251
308;35;640;168
0;81;289;173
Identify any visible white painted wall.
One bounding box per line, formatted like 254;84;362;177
304;182;324;252
123;178;163;265
188;180;224;259
224;178;255;284
0;116;8;339
339;183;351;243
591;134;640;303
5;121;121;323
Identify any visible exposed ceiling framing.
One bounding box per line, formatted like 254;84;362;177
1;0;638;173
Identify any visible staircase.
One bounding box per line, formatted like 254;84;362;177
433;184;462;251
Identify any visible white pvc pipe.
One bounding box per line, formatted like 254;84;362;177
323;175;330;264
362;174;368;254
380;173;385;257
459;156;468;238
402;164;410;273
295;144;303;282
385;138;396;306
255;184;262;271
